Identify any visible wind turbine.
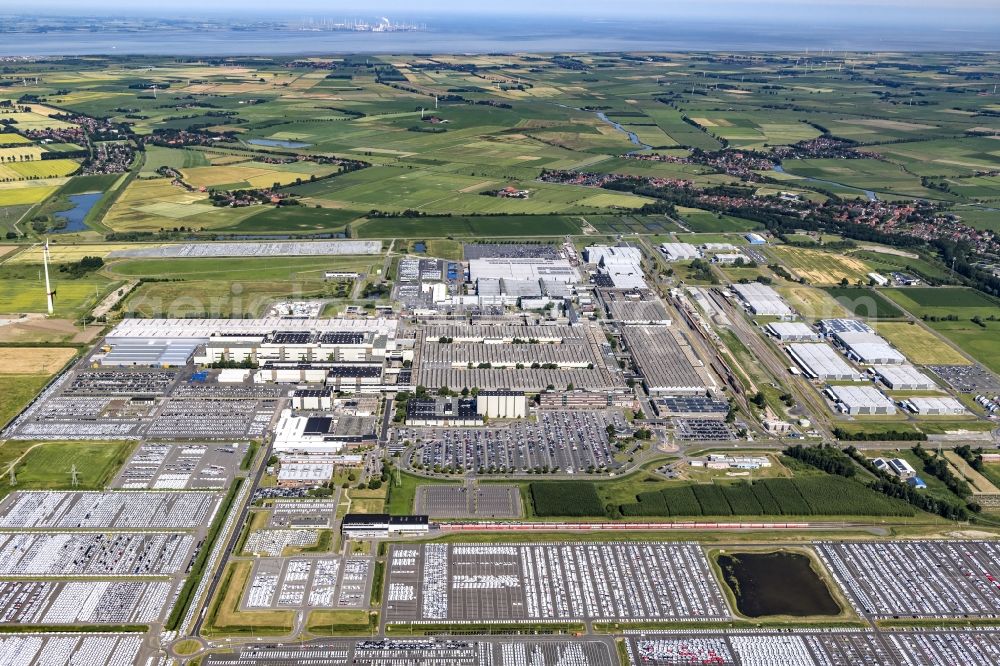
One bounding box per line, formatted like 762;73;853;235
42;239;55;315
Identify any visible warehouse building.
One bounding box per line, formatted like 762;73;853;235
475;390;527;419
872;365;938;391
787;343;863;381
605;298;671;325
766;322;820;342
341;514;429;538
538;389;637;410
731;283;794;318
621;325;715;395
817;318;873;336
97;338;202;367
745;233;768;245
584;245;643;267
832;331;907;365
291;388;333;410
277;462;334;488
406;397;483;426
273;410;378;453
902;397;967;416
660;243;701;262
825;385;896;415
469;257;578;284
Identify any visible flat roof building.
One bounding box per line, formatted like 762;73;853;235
817;319;873;336
902;397;967;416
832;331;906;365
732;283;794;318
406;397;482;426
873;365;937;391
787;343;863;381
767;322;820;342
341;514;429;538
660;243;701;262
469;258;578;284
584;245;643;267
622;325;715;394
826;385;896;415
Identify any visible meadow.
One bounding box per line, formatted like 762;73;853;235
822;287;904;319
881;287;1000;319
875;322;970;366
768;246;871;285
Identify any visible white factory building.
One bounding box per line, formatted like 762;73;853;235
787;343;863;381
872;365;938;391
831;331;906;365
584;245;643;267
291;388;334;411
469;257;579;284
902;397;967;416
731;283;794;318
660;243;701;262
475;390;528;419
766;322;820;342
825;385;896;415
872;457;917;480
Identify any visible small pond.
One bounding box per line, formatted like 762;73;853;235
53;192;102;233
247;138;311;148
717;551;840;617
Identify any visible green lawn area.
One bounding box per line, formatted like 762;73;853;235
0;440;135;499
925;320;1000;374
0;375;49;429
386;470;460;516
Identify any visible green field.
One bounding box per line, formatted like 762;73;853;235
0;375;49;429
0;440;135;499
355;215;583;238
822;287;903;319
882;287;1000;318
530;481;605;517
925;320;1000;374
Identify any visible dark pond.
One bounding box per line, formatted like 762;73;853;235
53;192;102;233
717;551;840;617
247;138;311;149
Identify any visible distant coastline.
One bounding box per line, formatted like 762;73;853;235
0;17;997;55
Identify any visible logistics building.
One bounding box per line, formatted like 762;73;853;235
902;397;967;415
825;385;896;415
766;322;820;342
731;283;794;318
787;343;863;381
872;365;938;391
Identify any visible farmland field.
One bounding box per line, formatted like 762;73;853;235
875;322;970;366
768;246;870;285
822;287;904;319
356;214;583;238
0;375;50;430
882;287;1000;318
778;285;849;320
530;481;605;517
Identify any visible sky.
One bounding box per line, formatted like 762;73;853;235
11;0;999;14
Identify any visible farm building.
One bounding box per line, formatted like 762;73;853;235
902;397;967;416
872;365;938;391
872;457;917;480
825;385;896;415
731;283;794;318
766;322;820;342
787;343;863;381
867;272;889;287
660;243;701;262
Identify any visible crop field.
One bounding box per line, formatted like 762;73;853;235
618;477;913;518
686;111;822;150
778;285;850;319
676;206;762;233
768;245;870;285
882;287;1000;318
356;214;583;238
780;158;949;200
0;347;76;375
875;322;970;366
104;177;259;231
822;287;904;319
0;182;59;206
530;482;605;517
